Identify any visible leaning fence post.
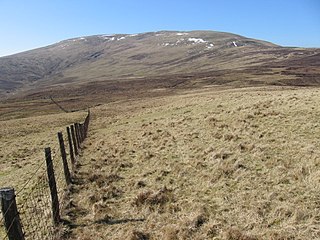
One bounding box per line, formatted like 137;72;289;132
0;187;25;240
57;132;72;185
44;147;60;225
66;127;75;167
70;125;78;156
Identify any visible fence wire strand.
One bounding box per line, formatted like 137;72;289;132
0;111;90;240
1;215;19;240
16;150;59;240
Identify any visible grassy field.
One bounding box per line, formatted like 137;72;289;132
0;110;87;188
54;86;320;239
0;106;87;239
1;29;320;239
1;85;320;239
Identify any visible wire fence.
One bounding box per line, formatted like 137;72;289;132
0;110;91;240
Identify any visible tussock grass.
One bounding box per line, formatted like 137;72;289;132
64;86;320;239
0;110;87;239
0;111;86;188
2;86;320;239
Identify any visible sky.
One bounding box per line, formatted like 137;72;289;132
0;0;319;57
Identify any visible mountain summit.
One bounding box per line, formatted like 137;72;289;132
0;30;319;97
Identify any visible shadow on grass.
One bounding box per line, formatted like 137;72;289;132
94;217;145;225
61;217;145;229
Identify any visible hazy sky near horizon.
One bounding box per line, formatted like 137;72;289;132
0;0;319;57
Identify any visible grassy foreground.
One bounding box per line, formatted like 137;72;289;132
0;110;86;189
0;109;87;239
62;86;320;239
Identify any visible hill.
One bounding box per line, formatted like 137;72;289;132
1;31;320;239
65;86;320;239
0;30;319;99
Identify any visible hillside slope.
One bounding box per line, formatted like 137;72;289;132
1;30;319;98
64;86;320;239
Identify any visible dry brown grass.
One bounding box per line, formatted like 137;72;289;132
0;111;86;188
59;86;320;239
0;109;87;239
1;85;320;239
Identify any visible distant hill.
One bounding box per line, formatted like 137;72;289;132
0;30;319;98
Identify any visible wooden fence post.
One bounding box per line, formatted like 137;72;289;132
74;123;81;148
0;187;25;240
44;147;60;225
79;124;84;142
83;110;90;138
84;120;88;138
70;125;78;156
66;127;75;167
78;122;82;144
77;123;82;145
82;123;85;140
83;119;87;138
57;132;72;185
77;123;82;143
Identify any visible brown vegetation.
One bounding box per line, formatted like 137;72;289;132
52;86;320;239
1;31;320;240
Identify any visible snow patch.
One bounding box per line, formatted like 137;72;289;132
232;41;238;47
104;37;115;41
102;34;114;37
188;38;207;44
60;44;69;49
68;37;86;42
207;43;214;49
117;37;126;40
176;39;185;44
100;35;116;41
176;33;188;36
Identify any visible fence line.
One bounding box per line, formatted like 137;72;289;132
49;96;69;113
0;109;91;240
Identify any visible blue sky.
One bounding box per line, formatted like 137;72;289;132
0;0;319;56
